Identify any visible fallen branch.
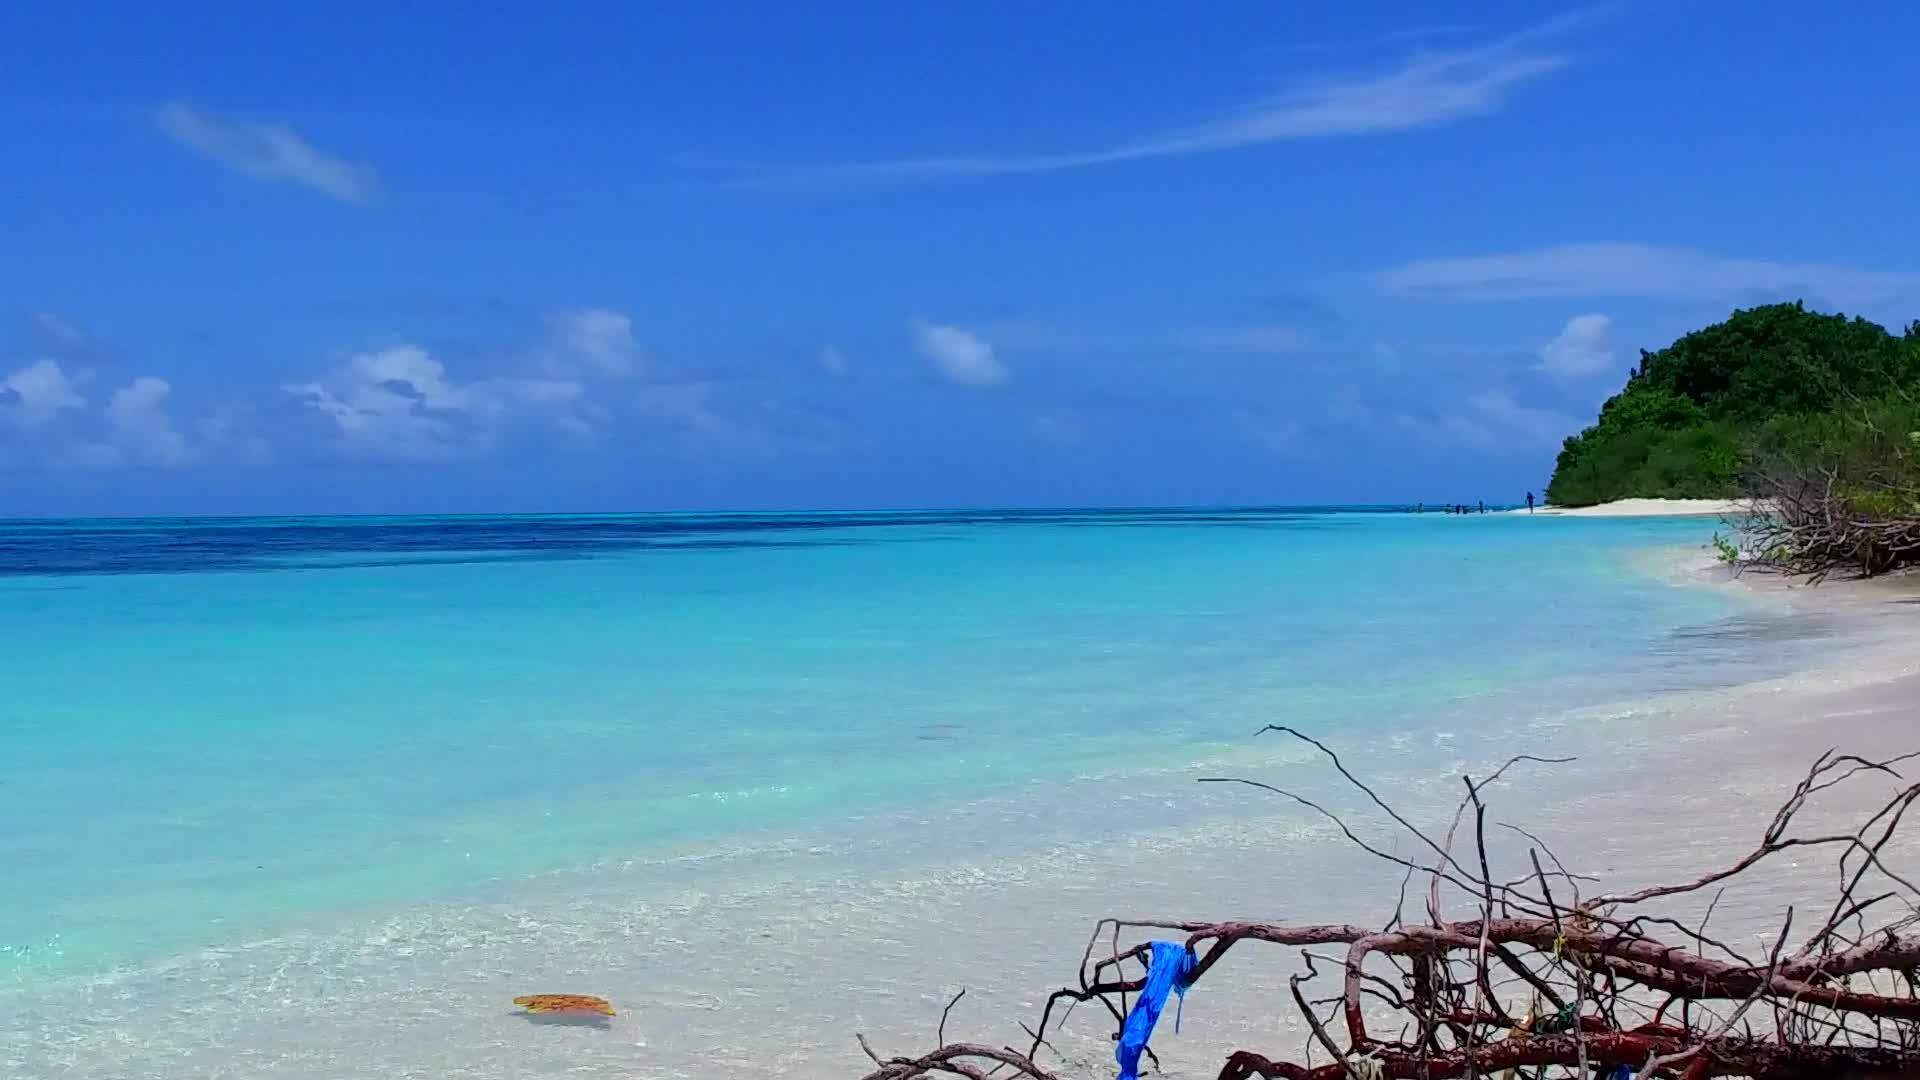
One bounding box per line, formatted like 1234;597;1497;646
859;742;1920;1079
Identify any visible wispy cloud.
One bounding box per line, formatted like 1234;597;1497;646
722;12;1587;184
629;381;800;457
28;310;122;371
912;320;1009;387
157;102;378;204
1380;24;1480;44
1232;408;1307;454
1027;410;1089;447
542;308;643;377
1398;388;1583;452
195;413;275;467
1173;325;1309;354
1537;313;1615;378
1460;388;1582;448
1376;243;1920;309
32;313;87;347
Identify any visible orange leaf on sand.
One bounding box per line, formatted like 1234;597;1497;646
513;994;616;1016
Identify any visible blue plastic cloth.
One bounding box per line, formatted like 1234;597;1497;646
1115;941;1196;1080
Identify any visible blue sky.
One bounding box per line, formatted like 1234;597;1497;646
3;2;1917;515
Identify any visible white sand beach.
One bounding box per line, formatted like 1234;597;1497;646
1518;497;1758;517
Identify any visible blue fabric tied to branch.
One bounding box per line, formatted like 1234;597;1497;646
1115;941;1197;1080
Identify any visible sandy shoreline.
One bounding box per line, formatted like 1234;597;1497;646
1516;497;1757;517
7;555;1919;1079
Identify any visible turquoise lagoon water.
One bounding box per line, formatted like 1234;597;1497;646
0;508;1809;986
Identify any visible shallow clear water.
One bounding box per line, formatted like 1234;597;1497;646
0;507;1796;990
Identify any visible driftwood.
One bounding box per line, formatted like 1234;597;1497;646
1733;471;1920;582
1737;402;1920;581
858;728;1920;1080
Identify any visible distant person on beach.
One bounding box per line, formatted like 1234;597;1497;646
1526;491;1536;513
1477;501;1485;514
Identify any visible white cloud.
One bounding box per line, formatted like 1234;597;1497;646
1376;243;1920;309
1174;325;1308;354
912;320;1008;387
285;311;635;462
33;313;86;346
0;362;212;471
544;308;642;377
0;359;87;429
284;386;454;463
157;101;378;204
348;346;466;409
1537;313;1615;378
286;344;584;461
106;377;192;467
819;344;849;376
738;14;1580;183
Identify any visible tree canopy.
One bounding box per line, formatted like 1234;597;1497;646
1544;303;1920;507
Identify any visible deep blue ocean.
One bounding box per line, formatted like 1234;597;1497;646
0;508;1782;985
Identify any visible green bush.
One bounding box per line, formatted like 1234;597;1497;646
1754;396;1920;511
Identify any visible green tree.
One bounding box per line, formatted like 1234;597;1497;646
1544;303;1918;506
1633;301;1912;421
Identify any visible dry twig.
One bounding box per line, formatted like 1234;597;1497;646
860;740;1920;1079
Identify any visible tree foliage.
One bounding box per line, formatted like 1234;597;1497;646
1545;302;1920;507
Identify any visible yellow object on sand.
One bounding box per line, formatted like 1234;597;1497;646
514;994;616;1016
